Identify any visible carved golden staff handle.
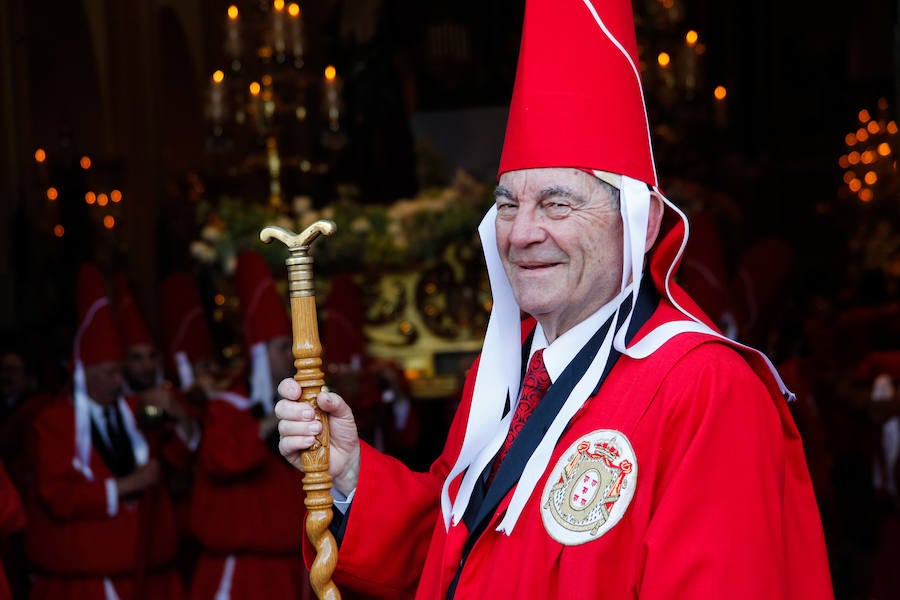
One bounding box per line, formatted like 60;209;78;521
261;221;340;600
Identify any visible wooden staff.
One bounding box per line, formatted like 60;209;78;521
261;221;340;600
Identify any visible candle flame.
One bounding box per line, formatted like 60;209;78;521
227;5;238;19
212;70;225;83
713;85;727;100
325;65;337;81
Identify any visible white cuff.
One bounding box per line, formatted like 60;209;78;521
331;487;356;515
177;419;201;451
105;478;119;517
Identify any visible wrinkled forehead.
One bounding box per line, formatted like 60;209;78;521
495;167;617;203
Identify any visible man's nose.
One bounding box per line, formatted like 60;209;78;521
507;205;547;247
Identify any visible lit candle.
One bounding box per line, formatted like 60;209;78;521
249;81;264;133
272;0;287;58
323;65;341;131
225;5;242;65
287;3;304;67
208;70;227;126
713;85;728;128
682;30;699;99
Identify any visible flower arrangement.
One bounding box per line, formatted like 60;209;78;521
191;169;495;276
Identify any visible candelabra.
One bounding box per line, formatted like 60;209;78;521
204;1;345;209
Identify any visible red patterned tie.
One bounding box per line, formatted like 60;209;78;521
488;349;551;484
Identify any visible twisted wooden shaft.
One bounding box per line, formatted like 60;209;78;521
292;295;340;600
262;221;339;599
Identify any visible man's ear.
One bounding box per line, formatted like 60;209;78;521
644;192;664;252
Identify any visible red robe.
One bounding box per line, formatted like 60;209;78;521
189;387;307;599
0;461;25;600
317;301;833;598
25;395;186;600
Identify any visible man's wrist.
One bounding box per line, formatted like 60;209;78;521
332;446;361;497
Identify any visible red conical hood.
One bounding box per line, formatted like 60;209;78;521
112;273;154;350
499;0;657;185
234;250;291;346
160;271;215;363
74;263;122;366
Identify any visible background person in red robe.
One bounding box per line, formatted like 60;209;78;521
25;262;186;600
0;461;25;600
277;1;833;597
188;250;310;600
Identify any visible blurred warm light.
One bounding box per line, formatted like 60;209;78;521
46;187;58;201
249;81;261;96
262;74;273;86
685;30;698;46
856;128;869;142
867;120;880;134
848;151;860;165
215;294;226;306
110;189;122;203
53;225;64;237
657;52;671;68
842;171;855;184
859;188;873;202
324;65;337;81
839;155;850;168
85;191;97;205
34;148;46;163
227;5;238;19
861;150;876;164
858;109;871;123
845;133;856;146
888;121;899;134
399;321;413;334
212;70;225;83
864;171;878;185
97;193;109;206
878;142;891;156
274;0;285;10
848;178;862;192
713;85;727;100
878;97;888;110
103;215;115;229
288;3;300;17
80;156;91;170
695;42;706;55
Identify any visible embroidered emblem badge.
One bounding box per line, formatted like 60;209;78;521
541;430;637;545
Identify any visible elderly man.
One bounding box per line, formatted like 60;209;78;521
275;1;833;598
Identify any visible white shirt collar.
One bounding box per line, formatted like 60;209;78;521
529;283;635;384
87;398;114;447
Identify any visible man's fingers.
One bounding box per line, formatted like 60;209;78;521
277;377;301;400
279;435;319;456
278;417;322;437
274;399;316;420
317;391;353;419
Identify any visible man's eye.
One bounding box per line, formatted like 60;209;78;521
496;202;518;218
543;201;572;219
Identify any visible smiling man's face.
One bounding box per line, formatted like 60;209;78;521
495;167;623;342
